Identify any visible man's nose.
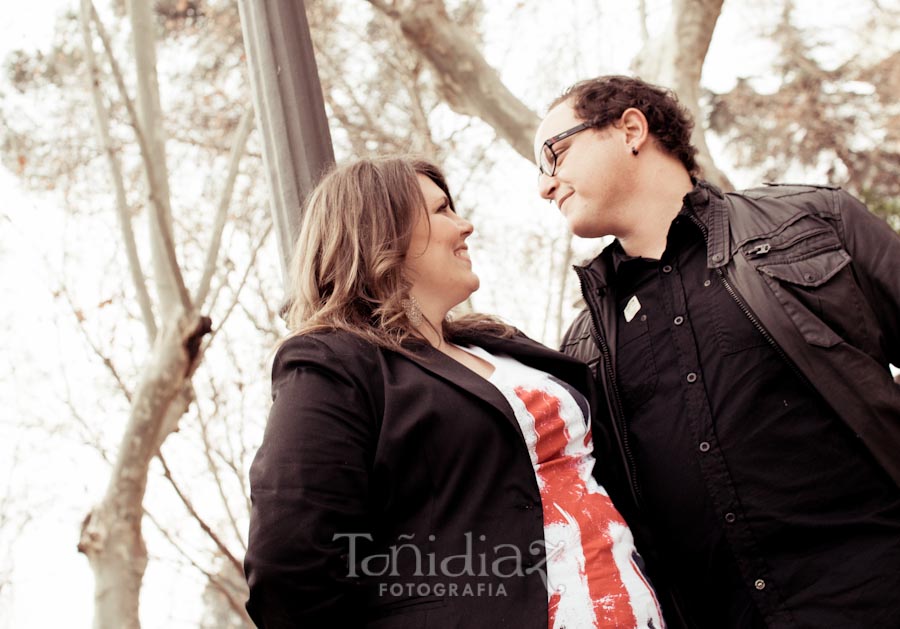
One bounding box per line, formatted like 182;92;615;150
537;171;557;201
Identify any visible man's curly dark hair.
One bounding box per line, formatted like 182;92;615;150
550;75;700;176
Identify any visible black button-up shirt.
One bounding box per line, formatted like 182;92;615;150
610;207;900;628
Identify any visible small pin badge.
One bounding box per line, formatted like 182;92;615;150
624;295;641;323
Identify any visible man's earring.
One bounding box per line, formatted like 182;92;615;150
631;146;639;156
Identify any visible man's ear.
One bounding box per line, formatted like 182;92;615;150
620;108;649;153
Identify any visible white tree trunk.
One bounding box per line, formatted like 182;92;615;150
632;0;731;189
77;3;212;627
78;314;211;629
79;0;157;342
126;0;188;317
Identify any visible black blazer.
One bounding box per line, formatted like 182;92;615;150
244;328;608;628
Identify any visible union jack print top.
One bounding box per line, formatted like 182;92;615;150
464;345;665;629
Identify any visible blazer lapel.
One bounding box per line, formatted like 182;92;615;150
402;331;597;444
403;341;527;442
463;331;595;400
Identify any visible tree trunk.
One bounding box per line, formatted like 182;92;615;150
632;0;731;189
369;0;539;161
79;314;210;628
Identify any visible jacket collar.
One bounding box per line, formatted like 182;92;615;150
684;179;732;269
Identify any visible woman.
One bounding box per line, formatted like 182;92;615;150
244;157;664;628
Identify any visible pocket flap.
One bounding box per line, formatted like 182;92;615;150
759;249;851;287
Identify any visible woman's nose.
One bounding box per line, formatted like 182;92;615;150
459;216;474;238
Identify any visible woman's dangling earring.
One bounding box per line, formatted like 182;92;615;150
402;295;424;326
631;146;639;156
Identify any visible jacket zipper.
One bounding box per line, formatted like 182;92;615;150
743;226;836;258
687;215;816;389
574;266;643;507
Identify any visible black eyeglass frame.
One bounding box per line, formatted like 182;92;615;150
538;122;593;176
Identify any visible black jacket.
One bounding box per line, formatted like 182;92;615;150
561;182;900;627
561;181;900;511
245;328;617;628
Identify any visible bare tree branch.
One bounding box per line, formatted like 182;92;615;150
142;509;252;626
65;394;115;465
59;283;133;403
208;221;274;342
156;450;244;576
638;0;650;46
92;1;193;314
366;0;539;161
0;449;33;601
554;235;575;346
402;63;441;157
195;108;256;309
80;0;157;342
195;402;248;552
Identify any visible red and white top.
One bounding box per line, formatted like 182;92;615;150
465;345;665;629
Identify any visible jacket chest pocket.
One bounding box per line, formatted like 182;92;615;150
615;315;659;411
742;218;869;349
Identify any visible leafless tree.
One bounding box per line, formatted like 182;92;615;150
1;0;895;626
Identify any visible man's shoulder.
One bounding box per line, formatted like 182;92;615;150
728;182;839;209
730;182;843;207
724;182;847;227
737;182;841;199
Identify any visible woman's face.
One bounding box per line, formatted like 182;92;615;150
404;174;479;315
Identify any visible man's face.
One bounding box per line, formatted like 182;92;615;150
533;100;633;238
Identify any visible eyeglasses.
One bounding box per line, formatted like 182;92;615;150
538;122;593;177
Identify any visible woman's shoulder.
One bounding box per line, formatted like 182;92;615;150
274;329;383;375
279;328;373;352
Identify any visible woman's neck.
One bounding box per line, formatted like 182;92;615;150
415;315;446;348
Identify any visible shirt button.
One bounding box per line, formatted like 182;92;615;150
674;316;684;325
662;265;673;273
686;372;698;383
712;253;723;262
804;273;816;282
724;512;736;523
703;279;711;287
698;441;711;452
754;579;766;591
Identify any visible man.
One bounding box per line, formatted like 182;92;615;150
533;75;900;628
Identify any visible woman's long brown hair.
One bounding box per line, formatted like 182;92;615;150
282;156;514;353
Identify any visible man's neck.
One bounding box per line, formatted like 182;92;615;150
618;166;695;260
